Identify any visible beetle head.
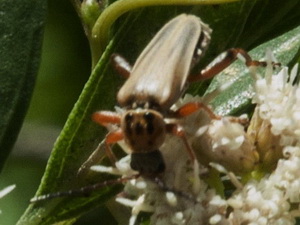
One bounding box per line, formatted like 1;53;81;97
121;109;166;153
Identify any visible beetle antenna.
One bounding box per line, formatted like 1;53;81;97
30;174;140;203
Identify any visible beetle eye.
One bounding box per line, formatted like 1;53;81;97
144;112;154;122
125;113;133;122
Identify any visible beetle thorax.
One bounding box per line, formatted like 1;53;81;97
121;109;166;153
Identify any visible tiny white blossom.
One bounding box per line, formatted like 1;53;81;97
0;185;15;214
0;185;15;198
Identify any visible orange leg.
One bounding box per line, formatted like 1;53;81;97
188;48;276;82
166;124;196;161
170;102;222;161
174;102;248;127
92;111;121;126
111;54;132;79
174;102;220;120
92;111;123;164
104;129;124;164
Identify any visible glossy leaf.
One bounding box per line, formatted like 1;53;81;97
207;24;300;116
0;0;47;171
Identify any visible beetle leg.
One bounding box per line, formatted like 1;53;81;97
111;53;132;79
166;124;196;161
92;111;121;126
174;102;249;127
174;102;221;120
77;129;124;176
105;129;124;164
188;48;276;82
78;140;107;177
92;111;123;164
227;115;249;127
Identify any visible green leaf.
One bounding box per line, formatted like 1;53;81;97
207;24;300;116
17;33;125;225
18;0;300;224
241;0;300;49
0;0;47;171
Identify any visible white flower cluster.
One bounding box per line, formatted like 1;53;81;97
226;53;300;224
252;59;300;145
92;52;300;224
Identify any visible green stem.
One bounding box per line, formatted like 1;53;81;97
90;0;240;67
